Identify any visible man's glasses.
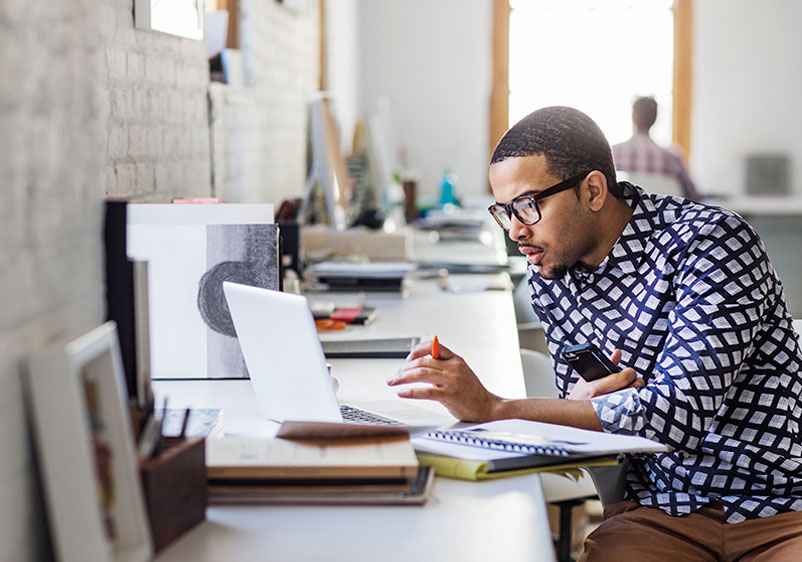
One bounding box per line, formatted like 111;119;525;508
487;171;591;231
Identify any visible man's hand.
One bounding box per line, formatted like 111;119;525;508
568;349;644;400
387;339;500;422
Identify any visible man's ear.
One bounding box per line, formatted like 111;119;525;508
584;171;608;212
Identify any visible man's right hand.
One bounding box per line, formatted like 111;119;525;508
386;339;502;422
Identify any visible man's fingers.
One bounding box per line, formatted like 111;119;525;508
387;365;447;387
396;386;440;400
587;368;637;394
629;377;646;390
610;348;622;365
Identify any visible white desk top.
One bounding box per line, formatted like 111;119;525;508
156;473;550;562
152;276;552;562
710;196;802;216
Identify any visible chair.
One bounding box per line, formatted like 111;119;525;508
618;171;684;198
513;278;549;354
520;349;599;562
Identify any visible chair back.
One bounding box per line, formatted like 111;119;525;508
619;171;684;198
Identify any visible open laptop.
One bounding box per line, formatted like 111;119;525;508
222;282;447;436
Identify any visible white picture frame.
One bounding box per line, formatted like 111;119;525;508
25;322;152;562
135;0;205;40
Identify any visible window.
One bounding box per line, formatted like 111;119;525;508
508;0;675;147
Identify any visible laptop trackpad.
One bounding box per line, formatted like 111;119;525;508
350;400;454;427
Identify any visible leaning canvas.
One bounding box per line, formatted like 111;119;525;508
127;204;277;379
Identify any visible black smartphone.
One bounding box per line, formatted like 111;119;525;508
560;342;619;381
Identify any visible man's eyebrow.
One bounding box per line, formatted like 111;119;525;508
494;189;539;206
515;189;541;198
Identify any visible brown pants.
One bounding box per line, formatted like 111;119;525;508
579;501;802;562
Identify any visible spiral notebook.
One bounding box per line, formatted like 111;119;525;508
413;419;669;476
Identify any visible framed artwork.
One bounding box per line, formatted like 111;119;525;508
126;203;278;379
135;0;205;40
25;322;152;562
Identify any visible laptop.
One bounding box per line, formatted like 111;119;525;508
222;282;447;437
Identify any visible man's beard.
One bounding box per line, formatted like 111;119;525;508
536;262;569;280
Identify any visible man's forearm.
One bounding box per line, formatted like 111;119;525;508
488;397;604;431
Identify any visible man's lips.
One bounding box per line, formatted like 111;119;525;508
519;245;543;264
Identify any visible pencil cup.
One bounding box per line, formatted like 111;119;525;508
139;437;206;552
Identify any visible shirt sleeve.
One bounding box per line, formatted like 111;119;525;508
590;214;774;452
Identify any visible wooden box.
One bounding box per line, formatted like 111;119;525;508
139;437;206;552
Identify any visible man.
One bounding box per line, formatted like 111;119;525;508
613;96;700;201
388;107;802;560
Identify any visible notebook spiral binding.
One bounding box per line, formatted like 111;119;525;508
425;430;570;457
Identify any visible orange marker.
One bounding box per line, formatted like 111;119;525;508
431;335;440;359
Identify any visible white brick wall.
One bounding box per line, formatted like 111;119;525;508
212;0;319;204
102;0;212;201
0;1;319;559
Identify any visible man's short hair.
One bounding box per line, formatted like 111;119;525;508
632;97;658;131
490;106;621;198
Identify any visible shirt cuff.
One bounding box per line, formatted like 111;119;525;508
591;387;647;435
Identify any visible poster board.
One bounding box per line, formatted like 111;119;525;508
126;203;277;379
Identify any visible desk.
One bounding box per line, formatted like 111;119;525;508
152;277;554;561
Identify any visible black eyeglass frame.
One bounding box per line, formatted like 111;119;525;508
487;171;592;230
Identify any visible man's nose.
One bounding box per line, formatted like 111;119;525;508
508;214;530;242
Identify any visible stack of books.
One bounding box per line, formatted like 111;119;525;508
305;262;416;293
206;434;433;505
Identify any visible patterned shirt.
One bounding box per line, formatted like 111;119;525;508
613;133;699;201
527;183;802;523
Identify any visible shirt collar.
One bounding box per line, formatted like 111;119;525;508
573;182;656;278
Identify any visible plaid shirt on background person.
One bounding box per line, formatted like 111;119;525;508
613;133;700;201
528;182;802;523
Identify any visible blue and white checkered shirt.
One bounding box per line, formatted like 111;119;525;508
528;182;802;522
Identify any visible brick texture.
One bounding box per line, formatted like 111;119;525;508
212;0;319;204
103;0;212;201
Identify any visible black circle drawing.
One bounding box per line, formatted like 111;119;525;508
197;261;271;337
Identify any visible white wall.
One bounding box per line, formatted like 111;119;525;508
325;0;359;152
212;0;319;203
1;1;106;558
691;0;802;197
353;0;493;199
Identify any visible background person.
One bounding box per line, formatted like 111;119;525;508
613;96;700;201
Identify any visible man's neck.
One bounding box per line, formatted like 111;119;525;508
582;198;634;269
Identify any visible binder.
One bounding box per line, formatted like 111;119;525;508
415;452;618;481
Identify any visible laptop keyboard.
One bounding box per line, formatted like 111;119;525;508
340;405;404;426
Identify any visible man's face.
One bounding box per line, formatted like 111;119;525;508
489;154;599;279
